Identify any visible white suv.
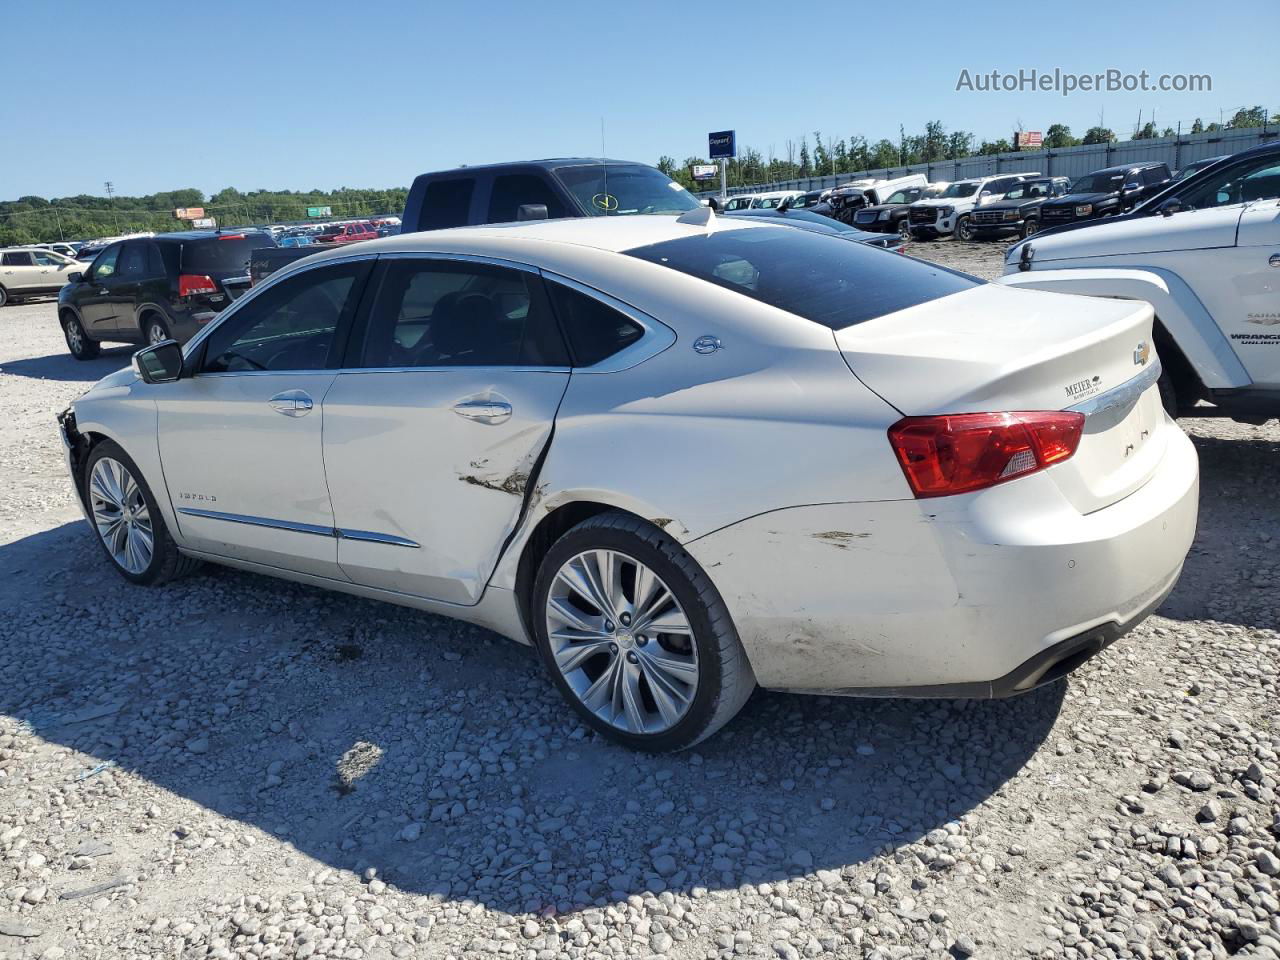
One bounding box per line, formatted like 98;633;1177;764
908;173;1040;240
998;143;1280;423
0;248;84;306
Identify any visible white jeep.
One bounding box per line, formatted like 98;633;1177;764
997;143;1280;423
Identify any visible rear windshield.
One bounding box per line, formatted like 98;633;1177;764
181;235;276;275
552;163;700;216
626;226;977;330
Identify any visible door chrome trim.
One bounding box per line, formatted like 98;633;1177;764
335;528;421;548
177;507;334;538
177;507;420;548
1066;358;1162;417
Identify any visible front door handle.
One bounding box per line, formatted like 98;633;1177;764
452;398;512;425
269;390;314;417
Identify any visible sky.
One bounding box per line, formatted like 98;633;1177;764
3;0;1278;200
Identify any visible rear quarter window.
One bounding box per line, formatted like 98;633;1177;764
625;226;978;330
182;235;276;275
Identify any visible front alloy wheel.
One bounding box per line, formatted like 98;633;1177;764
63;313;100;359
955;215;975;241
897;218;912;241
89;457;155;575
1021;219;1040;239
533;511;755;751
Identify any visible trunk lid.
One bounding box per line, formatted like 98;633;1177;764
835;284;1168;513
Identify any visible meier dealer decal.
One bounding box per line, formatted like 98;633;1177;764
1065;374;1103;401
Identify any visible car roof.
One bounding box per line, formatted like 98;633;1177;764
149;229;273;242
287;214;773;264
412;157;641;178
1088;162;1166;175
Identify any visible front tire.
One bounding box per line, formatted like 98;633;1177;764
63;312;100;360
532;511;755;751
83;440;201;585
0;284;8;307
1020;219;1040;239
897;218;912;242
955;215;975;241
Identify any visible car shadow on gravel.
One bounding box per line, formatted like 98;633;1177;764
0;346;133;381
1;520;1066;918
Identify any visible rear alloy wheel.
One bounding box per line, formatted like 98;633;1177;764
83;440;201;585
533;511;755;751
955;215;975;241
63;313;100;360
144;315;171;345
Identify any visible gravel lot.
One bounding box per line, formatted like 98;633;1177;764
1;239;1278;960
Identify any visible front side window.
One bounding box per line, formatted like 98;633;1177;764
487;174;567;223
89;244;121;279
2;251;34;267
553;162;699;216
358;260;568;368
201;261;368;373
1070;172;1125;193
940;182;980;199
1179;158;1280;209
626;226;978;330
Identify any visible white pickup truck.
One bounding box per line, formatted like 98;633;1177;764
907;172;1040;240
998;142;1280;423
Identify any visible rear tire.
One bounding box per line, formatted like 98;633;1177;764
532;511;755;751
62;312;100;360
83;439;201;586
1158;368;1179;419
143;314;171;346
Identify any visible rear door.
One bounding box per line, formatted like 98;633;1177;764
322;254;571;604
1;251;38;294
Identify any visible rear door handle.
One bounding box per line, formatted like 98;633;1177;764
452;399;512;424
269;390;314;417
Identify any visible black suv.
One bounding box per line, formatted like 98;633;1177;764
1038;162;1172;229
59;230;276;359
969;176;1070;239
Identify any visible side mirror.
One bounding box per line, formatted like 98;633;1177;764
1124;182;1141;192
68;271;83;283
1155;196;1183;218
132;340;184;384
706;196;722;212
516;203;548;221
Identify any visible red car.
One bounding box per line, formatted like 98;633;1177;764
316;222;376;245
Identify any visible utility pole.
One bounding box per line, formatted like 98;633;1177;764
104;181;120;235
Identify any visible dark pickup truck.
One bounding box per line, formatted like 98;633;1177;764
249;158;701;284
968;176;1070;239
1037;162;1172;229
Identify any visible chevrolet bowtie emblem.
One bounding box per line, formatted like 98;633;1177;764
1134;341;1150;366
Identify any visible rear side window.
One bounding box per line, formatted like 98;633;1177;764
357;260;568;368
626;226;978;330
487;174;567;223
182;235;275;275
546;282;644;366
421;178;475;229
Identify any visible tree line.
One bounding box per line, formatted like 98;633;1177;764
657;105;1278;190
0;186;408;247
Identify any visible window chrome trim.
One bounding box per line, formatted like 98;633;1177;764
336;365;571;376
177;507;334;538
539;271;677;374
178;507;420;548
1066;358;1162;417
377;250;542;274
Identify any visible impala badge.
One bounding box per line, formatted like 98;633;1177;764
1134;341;1150;366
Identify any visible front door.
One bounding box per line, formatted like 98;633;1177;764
104;241;149;337
76;243;123;337
322;256;571;604
156;258;373;577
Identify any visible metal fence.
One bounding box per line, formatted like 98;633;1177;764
700;127;1277;197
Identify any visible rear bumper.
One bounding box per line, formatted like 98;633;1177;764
686;424;1199;693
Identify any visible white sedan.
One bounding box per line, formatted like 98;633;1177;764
59;213;1199;751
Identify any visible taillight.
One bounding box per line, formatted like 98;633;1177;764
888;411;1085;498
178;274;217;297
